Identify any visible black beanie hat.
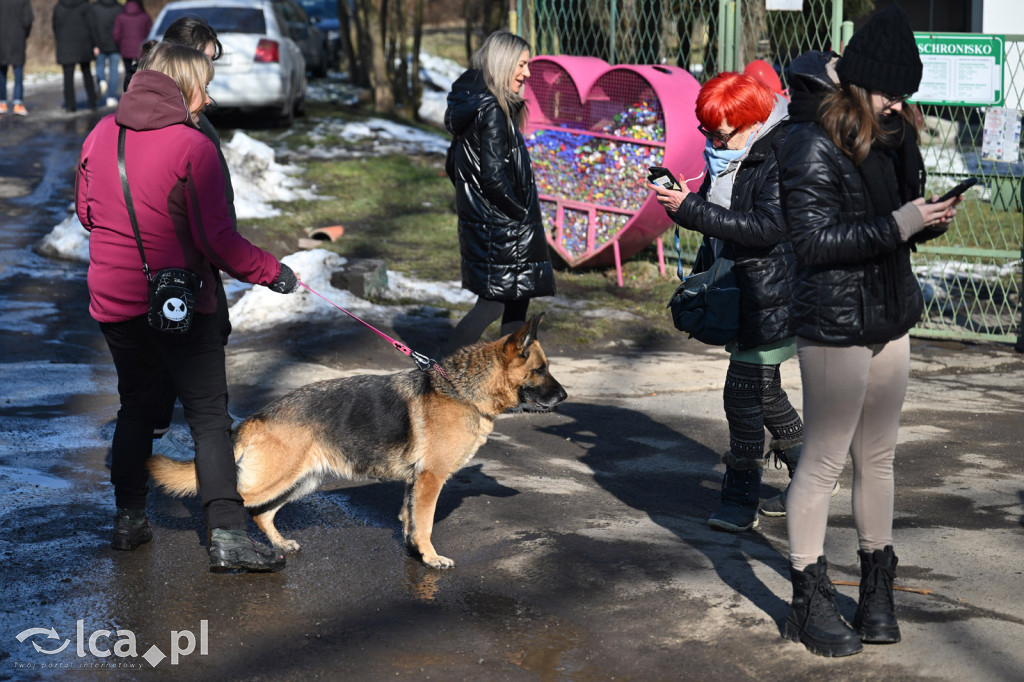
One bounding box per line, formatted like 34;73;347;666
836;5;922;96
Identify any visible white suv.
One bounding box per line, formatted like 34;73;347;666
148;0;308;126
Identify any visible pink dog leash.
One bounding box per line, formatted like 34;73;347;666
297;279;449;381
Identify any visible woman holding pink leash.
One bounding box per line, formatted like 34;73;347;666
650;71;811;533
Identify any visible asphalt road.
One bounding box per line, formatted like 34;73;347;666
2;80;1024;681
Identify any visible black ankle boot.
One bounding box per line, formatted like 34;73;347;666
854;545;901;643
208;529;286;573
111;508;153;551
784;556;863;657
708;462;761;532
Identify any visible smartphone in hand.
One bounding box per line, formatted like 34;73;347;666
927;177;979;204
647;166;681;191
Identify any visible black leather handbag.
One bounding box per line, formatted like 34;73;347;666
667;228;739;346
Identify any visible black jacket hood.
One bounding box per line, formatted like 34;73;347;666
785;50;839;124
445;69;493;137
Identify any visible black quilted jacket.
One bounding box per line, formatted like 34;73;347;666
779;51;924;345
444;69;555;301
673;101;798;350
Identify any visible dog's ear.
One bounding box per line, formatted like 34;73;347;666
503;313;544;359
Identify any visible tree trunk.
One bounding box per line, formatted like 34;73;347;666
364;0;394;112
336;0;359;83
410;0;424;120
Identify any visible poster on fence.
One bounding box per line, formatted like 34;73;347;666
912;33;1004;106
981;107;1022;162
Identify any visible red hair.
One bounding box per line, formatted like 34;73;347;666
695;72;776;131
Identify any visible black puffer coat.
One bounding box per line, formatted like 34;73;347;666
779;51;924;345
444;69;555;301
89;0;122;54
52;0;96;65
0;0;33;66
673;98;797;350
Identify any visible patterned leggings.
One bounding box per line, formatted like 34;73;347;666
722;360;803;468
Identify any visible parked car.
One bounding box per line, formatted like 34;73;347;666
275;0;329;77
298;0;341;70
148;0;308;125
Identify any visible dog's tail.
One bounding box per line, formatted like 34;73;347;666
148;455;199;497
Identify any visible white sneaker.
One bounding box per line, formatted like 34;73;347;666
98;79;108;96
105;97;118;108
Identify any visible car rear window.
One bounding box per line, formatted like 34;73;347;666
156;8;267;35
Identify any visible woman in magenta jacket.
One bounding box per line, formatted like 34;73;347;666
112;0;152;78
76;42;298;573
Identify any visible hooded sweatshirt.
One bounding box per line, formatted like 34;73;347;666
112;0;152;60
76;70;282;323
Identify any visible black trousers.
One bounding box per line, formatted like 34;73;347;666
99;312;247;530
155;273;232;431
61;62;96;112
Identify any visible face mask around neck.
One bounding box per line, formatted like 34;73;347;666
703;125;759;176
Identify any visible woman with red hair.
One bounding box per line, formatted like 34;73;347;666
651;71;816;532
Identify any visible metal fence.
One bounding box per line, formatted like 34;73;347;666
511;0;1023;346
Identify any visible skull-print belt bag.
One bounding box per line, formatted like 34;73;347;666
117;126;201;334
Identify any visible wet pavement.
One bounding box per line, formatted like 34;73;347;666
2;80;1024;681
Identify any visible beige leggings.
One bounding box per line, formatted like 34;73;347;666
787;335;910;570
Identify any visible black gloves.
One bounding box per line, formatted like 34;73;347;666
268;262;299;294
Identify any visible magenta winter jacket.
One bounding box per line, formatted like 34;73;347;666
76;70;282;323
111;1;152;60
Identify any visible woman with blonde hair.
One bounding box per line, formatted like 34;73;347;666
442;30;555;356
76;41;299;573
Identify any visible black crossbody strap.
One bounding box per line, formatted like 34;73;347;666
118;126;151;281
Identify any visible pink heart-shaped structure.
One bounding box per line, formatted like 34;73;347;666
524;56;704;269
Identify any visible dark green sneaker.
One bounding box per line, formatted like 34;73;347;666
111;508;153;551
208;529;286;574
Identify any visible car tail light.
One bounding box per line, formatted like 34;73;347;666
255;39;280;63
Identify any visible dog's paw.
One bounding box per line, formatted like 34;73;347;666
423;554;455;570
276;538;301;553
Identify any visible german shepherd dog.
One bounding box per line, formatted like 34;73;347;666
149;314;566;569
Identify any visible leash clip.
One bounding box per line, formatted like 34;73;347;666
410;351;434;372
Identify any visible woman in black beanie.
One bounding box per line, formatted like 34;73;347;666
777;5;959;657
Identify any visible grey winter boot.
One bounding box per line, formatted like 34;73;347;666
784;556;863;657
708;453;762;532
854;545;901;643
759;443;839;517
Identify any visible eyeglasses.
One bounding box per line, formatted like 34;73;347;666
880;92;910;108
697;123;742;146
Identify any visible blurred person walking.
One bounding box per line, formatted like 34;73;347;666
778;6;959;656
90;0;123;104
113;0;152;88
0;0;33;115
441;30;555;357
52;0;98;112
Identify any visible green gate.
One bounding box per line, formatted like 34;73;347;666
512;0;1023;346
912;35;1023;345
